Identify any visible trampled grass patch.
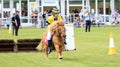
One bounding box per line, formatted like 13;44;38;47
0;26;120;67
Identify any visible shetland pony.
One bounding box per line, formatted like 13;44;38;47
37;20;66;60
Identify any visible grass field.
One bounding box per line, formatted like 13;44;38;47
0;26;120;67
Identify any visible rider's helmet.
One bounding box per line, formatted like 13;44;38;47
52;8;59;14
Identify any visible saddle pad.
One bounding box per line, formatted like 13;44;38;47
44;35;48;45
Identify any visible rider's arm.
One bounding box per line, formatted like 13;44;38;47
46;21;50;25
46;16;53;25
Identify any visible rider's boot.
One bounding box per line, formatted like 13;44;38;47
48;40;52;54
46;31;52;54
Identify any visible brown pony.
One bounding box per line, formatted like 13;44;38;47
37;20;66;60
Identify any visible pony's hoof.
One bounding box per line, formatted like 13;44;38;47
59;56;62;59
59;57;62;59
58;57;62;61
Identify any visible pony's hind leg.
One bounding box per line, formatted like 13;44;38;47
45;45;49;60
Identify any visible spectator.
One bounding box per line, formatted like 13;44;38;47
12;13;16;36
74;9;79;18
114;9;119;20
84;10;92;32
73;17;81;28
65;16;69;24
91;18;96;27
117;15;120;24
48;9;52;16
74;9;79;13
14;11;21;36
110;15;116;26
0;20;5;29
79;9;85;28
37;12;43;28
42;11;48;27
33;13;38;27
96;17;100;27
5;17;11;29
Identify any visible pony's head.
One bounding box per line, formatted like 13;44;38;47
52;20;66;37
57;25;66;37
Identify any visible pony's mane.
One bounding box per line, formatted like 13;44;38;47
53;20;65;27
52;20;65;36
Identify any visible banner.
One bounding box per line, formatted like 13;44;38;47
30;2;35;9
65;24;76;50
29;2;36;14
42;0;58;6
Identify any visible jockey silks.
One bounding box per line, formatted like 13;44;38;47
46;15;62;24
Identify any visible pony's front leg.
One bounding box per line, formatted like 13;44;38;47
59;45;62;58
45;46;48;60
54;45;62;60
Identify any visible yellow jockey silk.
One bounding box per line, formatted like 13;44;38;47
46;15;62;24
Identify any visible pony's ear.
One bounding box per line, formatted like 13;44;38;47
58;20;65;26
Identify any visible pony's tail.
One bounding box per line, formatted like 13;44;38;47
36;42;42;51
36;41;44;51
36;40;45;51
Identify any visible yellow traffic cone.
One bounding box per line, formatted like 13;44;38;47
108;32;117;55
8;24;12;33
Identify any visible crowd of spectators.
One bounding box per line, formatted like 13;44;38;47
70;8;120;28
1;8;120;29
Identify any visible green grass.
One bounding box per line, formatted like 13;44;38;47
0;26;120;67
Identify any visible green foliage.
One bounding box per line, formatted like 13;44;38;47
0;26;120;67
